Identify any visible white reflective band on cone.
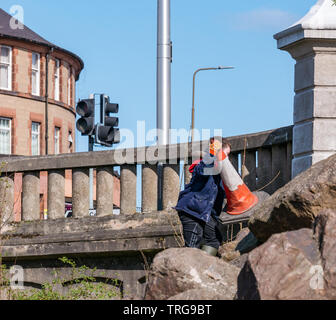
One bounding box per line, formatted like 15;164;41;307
219;157;244;192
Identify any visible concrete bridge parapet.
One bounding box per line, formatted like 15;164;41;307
1;211;182;299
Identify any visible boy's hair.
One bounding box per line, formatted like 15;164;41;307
209;136;231;150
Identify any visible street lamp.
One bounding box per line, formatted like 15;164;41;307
190;66;234;143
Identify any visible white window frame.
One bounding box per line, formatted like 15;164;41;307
31;122;40;156
54;59;60;101
0;117;11;155
54;127;60;155
32;53;40;96
68;131;73;153
0;46;12;91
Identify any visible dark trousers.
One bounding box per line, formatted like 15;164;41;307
178;212;223;250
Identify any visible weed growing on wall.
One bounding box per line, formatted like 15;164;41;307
7;257;123;300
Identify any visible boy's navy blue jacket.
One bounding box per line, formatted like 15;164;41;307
174;158;225;223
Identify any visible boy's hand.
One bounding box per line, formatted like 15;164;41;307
216;146;230;161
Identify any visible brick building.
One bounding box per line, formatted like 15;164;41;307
0;9;82;156
0;9;120;219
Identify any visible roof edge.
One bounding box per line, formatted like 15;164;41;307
0;34;84;79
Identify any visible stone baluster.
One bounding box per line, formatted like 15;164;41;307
162;164;180;211
0;175;15;224
22;171;40;221
142;164;158;213
184;161;192;186
48;170;65;220
72;168;89;218
96;167;114;216
120;165;137;215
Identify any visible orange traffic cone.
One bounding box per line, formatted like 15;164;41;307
217;151;258;216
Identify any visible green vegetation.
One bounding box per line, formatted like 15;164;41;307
1;257;124;300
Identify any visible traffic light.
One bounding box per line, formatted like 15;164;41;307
76;99;95;136
95;95;120;146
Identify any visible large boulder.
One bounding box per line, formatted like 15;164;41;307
168;288;227;300
144;248;240;300
249;154;336;243
314;210;336;298
218;228;259;266
237;209;336;300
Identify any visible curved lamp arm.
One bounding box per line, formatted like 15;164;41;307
191;66;234;143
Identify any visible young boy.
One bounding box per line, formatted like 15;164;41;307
174;137;231;256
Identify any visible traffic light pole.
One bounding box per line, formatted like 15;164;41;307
76;93;119;216
89;135;94;214
100;94;105;124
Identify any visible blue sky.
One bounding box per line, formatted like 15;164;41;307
2;0;317;152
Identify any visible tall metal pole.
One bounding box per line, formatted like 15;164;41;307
157;0;172;211
157;0;172;146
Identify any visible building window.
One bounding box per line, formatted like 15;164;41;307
0;46;12;91
54;59;60;101
67;67;71;106
54;127;60;155
32;53;40;96
0;117;11;155
68;131;73;153
31;122;40;156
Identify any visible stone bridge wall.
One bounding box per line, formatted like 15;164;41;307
0;126;293;299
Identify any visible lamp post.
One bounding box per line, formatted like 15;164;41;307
190;66;234;143
157;0;172;146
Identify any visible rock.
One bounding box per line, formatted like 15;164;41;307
144;248;240;300
230;254;248;269
238;210;336;300
218;241;241;263
249;154;336;243
168;288;226;300
218;228;259;265
237;228;325;300
313;210;336;298
235;228;250;243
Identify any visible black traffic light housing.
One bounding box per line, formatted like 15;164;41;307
95;95;120;147
76;99;95;136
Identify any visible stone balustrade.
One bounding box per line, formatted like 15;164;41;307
0;125;293;223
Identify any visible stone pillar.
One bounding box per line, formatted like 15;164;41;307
48;170;65;220
0;175;14;224
184;162;192;186
96;167;114;216
120;165;137;215
22;172;40;221
162;164;180;211
142;164;158;213
72;168;89;218
274;0;336;177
